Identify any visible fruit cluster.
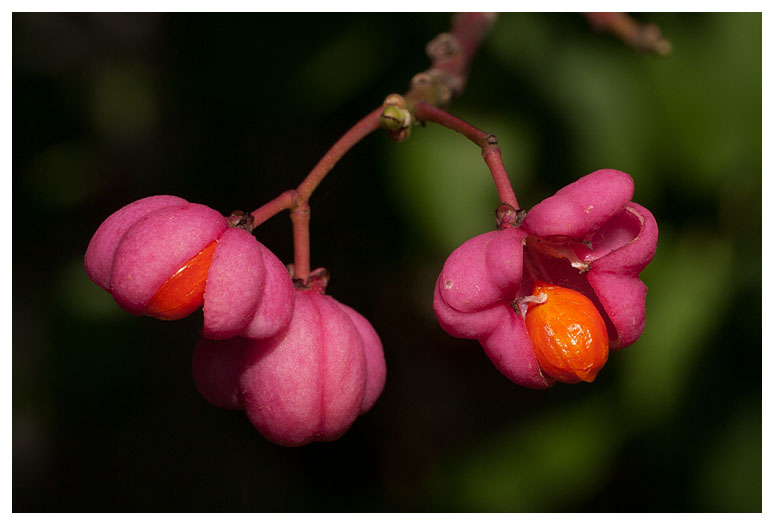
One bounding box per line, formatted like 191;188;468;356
85;195;386;446
84;167;657;445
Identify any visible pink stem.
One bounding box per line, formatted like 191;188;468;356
250;190;297;228
433;13;496;90
296;107;383;202
249;107;382;283
583;12;671;55
483;145;518;210
291;202;311;282
414;101;519;209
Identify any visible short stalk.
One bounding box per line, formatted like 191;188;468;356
250;190;297;228
414;101;519;209
290;202;311;282
249;108;382;284
296;107;383;202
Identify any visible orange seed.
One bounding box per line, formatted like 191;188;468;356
145;240;218;320
524;281;609;383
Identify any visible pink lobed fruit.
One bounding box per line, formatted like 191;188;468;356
84;195;294;340
433;169;658;388
192;285;386;447
192;336;250;410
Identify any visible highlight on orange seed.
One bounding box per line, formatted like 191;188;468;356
524;281;609;383
145;240;218;320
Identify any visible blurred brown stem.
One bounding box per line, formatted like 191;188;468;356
403;13;497;111
584;12;672;55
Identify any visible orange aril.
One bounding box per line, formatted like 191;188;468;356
145;240;218;320
524;281;609;383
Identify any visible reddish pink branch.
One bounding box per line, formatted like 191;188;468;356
296;107;383;202
483;145;518;210
290;202;311;281
584;12;671;55
249;107;382;282
249;14;498;285
432;13;497;92
415;100;488;145
414;101;518;209
403;13;496;110
250;190;297;228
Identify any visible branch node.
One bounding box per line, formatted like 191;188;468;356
387;127;411;143
426;32;462;61
584;12;672;56
411;72;434;89
380;93;413;140
495;203;526;230
227;210;255;232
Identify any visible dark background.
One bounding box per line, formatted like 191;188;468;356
13;13;761;512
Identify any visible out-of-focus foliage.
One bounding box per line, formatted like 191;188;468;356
13;13;761;512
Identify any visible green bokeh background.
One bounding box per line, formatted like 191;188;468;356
13;13;761;512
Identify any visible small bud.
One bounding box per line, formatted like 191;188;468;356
382;93;406;109
411;72;433;88
425;32;461;61
379;105;411;133
436;84;453;106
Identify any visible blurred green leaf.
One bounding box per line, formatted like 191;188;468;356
645;14;761;187
428;396;619;512
693;403;762;512
619;228;734;424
